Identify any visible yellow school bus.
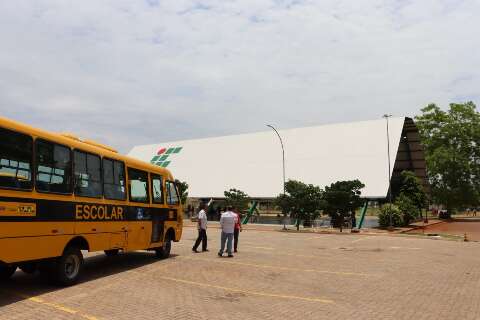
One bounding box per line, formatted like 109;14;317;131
0;116;183;285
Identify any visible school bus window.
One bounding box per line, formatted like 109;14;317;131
35;139;72;194
128;168;149;203
151;174;164;204
74;150;102;198
0;127;33;190
166;181;179;205
103;158;126;200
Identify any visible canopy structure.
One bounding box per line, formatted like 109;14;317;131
128;117;427;199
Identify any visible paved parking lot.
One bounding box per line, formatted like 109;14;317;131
1;227;480;320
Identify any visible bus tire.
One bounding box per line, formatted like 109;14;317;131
0;265;16;280
53;247;83;286
104;249;119;257
155;236;172;259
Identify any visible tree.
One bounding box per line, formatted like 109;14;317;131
394;171;427;225
224;188;250;212
323;180;365;228
275;180;324;230
174;179;189;205
415;102;480;211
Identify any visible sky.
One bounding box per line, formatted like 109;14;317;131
0;0;479;153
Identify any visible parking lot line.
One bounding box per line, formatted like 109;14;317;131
11;293;101;320
351;236;372;243
159;275;334;304
182;256;370;277
243;244;275;250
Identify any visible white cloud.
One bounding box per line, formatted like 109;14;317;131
0;0;479;152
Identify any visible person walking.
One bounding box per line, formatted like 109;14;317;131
192;203;208;253
233;208;242;253
218;206;236;257
351;211;356;230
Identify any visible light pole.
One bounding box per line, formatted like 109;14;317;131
383;114;393;230
267;124;287;230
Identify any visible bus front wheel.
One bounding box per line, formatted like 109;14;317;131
53;247;83;286
0;265;16;280
155;236;172;259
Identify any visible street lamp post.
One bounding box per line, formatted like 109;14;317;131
383;114;393;230
267;125;287;230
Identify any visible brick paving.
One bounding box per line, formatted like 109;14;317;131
1;227;480;320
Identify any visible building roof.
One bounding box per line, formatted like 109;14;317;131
128;117;421;199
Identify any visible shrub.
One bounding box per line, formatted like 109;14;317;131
395;194;422;226
378;204;403;228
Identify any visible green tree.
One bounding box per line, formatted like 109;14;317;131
275;180;324;230
323;180;365;228
174;179;189;205
394;171;427;225
415;102;480;211
224;188;250;212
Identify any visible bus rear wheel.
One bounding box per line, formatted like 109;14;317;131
53;247;83;286
0;265;16;280
155;236;172;259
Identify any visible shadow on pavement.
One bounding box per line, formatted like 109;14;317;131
0;251;179;308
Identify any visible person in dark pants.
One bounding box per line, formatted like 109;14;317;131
192;203;208;252
351;211;356;229
233;208;242;253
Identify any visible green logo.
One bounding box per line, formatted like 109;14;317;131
150;147;182;168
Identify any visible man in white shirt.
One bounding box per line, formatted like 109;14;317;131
218;206;236;257
192;203;208;252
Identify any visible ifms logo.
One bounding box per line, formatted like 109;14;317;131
150;147;183;168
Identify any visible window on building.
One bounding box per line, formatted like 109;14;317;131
36;140;72;194
74;150;102;198
151;175;164;204
103;158;126;200
166;181;179;205
128;168;149;203
0;127;33;190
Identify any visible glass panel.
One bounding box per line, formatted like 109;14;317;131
0;127;33;189
103;159;126;200
36;140;72;194
128;168;149;203
166;181;179;205
74;151;101;198
152;175;164;204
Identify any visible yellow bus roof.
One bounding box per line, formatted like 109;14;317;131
0;116;174;180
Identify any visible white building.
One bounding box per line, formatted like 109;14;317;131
128;117;427;200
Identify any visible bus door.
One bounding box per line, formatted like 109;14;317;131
165;180;180;229
150;174;165;244
151;212;164;244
